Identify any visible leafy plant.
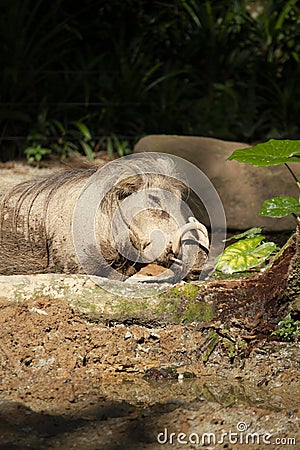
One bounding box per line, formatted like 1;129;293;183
228;139;300;166
0;0;81;150
260;196;300;218
272;313;300;341
106;134;132;158
228;139;300;219
216;139;300;274
215;228;278;274
1;1;300;158
67;121;95;162
25;112;95;162
24;144;51;164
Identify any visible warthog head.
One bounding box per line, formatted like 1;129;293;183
74;155;210;281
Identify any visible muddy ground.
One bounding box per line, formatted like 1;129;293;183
0;158;299;449
0;296;299;450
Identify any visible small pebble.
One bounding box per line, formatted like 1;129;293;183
29;307;48;316
178;373;184;382
124;331;132;340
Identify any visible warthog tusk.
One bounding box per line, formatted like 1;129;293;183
171;217;209;255
188;217;210;250
169;256;183;265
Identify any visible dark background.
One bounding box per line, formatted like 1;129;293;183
1;0;300;160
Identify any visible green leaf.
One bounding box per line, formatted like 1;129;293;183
106;137;114;159
111;134;131;157
275;0;297;30
24;144;51;163
181;0;201;28
142;62;162;84
228;139;300;167
80;140;94;162
225;227;263;242
272;314;300;341
145;69;187;91
52;119;66;135
259;196;300;218
72;121;92;140
215;236;278;274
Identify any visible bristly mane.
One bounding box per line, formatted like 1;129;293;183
1;156;187;228
1;166;98;230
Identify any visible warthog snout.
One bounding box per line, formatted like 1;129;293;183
171;217;209;256
129;212;209;273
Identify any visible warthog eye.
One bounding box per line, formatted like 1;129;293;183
159;210;169;219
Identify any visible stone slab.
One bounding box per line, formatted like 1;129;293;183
0;273;214;325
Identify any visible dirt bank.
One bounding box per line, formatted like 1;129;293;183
0;296;299;449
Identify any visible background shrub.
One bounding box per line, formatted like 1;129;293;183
0;0;299;160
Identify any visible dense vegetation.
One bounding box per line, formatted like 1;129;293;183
0;0;300;160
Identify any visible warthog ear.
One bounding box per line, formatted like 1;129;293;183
112;175;145;200
114;183;137;201
100;175;144;215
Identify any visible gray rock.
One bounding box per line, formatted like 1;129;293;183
0;273;213;324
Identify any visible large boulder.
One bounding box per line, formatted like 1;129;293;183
134;135;300;231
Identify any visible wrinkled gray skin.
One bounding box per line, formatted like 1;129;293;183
0;156;209;280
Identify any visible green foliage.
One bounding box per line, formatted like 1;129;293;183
260;196;300;218
24;144;51;164
272;314;300;341
68;122;95;162
215;231;278;274
221;139;300;273
228;139;300;219
25;110;135;162
0;0;80;148
225;227;264;242
25;112;95;162
1;1;300;159
106;134;132;158
220;138;300;274
228;139;300;166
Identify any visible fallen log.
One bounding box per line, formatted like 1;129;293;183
0;227;298;331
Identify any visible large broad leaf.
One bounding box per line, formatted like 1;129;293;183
227;139;300;167
260;196;300;218
215;236;278;274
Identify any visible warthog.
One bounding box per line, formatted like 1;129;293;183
0;155;209;281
